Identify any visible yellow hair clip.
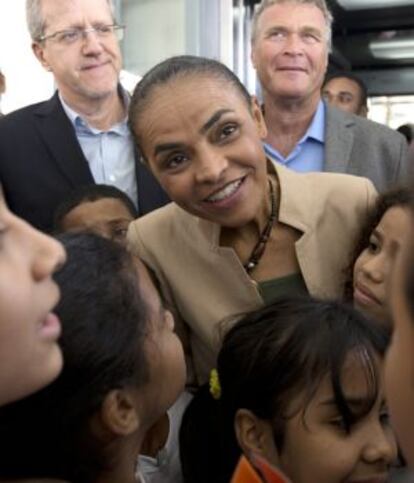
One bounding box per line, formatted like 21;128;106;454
209;368;221;400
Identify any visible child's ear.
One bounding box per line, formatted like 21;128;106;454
234;408;280;464
100;388;140;436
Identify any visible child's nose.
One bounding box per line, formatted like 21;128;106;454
362;422;398;466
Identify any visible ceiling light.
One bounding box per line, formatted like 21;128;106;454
337;0;413;10
370;38;414;59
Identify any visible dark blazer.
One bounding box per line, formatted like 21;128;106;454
324;105;410;192
0;92;169;232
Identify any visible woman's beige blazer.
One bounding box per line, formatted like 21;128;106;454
128;163;377;384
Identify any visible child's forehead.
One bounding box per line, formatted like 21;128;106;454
78;197;133;215
310;349;384;408
65;197;134;224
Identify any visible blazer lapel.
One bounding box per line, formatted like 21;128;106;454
295;229;327;296
275;164;325;295
324;105;354;174
33;92;94;186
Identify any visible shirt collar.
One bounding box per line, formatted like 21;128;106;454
261;99;325;146
59;85;130;134
301;99;325;144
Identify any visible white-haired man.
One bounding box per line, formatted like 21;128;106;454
251;0;409;191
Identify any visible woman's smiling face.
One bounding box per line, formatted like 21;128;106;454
132;74;269;228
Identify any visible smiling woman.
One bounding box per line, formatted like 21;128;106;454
127;55;378;384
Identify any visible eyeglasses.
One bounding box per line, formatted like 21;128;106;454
38;24;125;45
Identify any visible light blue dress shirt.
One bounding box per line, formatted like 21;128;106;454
264;100;325;173
59;90;138;207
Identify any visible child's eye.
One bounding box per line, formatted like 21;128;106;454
112;227;128;241
379;409;390;426
329;417;351;434
367;237;380;254
330;417;345;429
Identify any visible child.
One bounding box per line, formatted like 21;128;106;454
54;183;191;483
180;297;397;483
53;183;138;245
0;188;65;406
347;187;412;325
0;233;186;483
138;390;193;483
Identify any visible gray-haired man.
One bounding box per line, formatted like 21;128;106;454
0;0;168;231
251;0;409;190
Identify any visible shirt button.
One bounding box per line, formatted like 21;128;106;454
109;175;116;182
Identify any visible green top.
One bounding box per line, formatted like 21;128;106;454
258;273;308;305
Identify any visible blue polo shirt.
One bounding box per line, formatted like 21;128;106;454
264;100;325;173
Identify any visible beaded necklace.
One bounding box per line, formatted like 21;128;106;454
243;179;277;274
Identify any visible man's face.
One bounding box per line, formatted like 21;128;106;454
32;0;122;106
322;76;367;116
251;2;329;104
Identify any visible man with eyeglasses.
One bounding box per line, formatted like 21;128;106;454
0;0;168;232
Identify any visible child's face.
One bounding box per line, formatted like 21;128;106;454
135;259;186;425
268;354;397;483
353;205;411;325
385;222;414;468
0;191;66;406
61;198;135;246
